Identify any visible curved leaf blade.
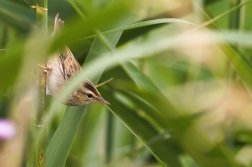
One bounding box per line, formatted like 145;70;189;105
45;1;135;167
121;62;241;167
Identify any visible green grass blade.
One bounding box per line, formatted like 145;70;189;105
45;1;135;167
220;43;252;96
45;106;84;167
69;105;107;167
100;89;182;167
121;62;241;167
45;8;252;166
81;18;196;40
193;1;252;96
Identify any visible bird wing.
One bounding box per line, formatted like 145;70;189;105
53;14;82;82
59;46;82;81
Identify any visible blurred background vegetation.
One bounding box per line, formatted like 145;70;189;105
1;0;252;167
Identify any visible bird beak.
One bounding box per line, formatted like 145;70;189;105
100;98;110;105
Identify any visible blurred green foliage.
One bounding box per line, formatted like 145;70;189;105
1;0;252;167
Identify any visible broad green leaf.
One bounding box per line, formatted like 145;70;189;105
45;1;135;167
100;88;182;167
121;62;241;167
45;2;252;166
119;89;168;131
45;106;84;167
68;105;107;167
108;111;133;163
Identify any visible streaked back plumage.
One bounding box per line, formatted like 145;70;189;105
46;14;109;106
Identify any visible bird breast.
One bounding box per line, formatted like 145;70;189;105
46;55;66;98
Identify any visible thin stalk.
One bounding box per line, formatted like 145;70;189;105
227;0;241;86
226;0;241;151
105;111;114;165
35;3;47;167
239;0;246;30
229;0;241;30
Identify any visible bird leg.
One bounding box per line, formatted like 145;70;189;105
38;64;52;73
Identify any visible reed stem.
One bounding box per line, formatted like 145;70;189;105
35;3;47;167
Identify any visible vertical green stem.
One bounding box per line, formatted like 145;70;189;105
35;3;47;167
105;111;113;165
226;0;241;151
227;0;241;84
229;0;241;29
227;0;241;83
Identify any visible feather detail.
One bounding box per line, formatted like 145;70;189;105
84;80;100;96
59;46;82;81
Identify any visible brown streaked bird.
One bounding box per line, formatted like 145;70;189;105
41;13;110;106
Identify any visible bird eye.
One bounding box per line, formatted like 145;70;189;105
87;93;93;98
